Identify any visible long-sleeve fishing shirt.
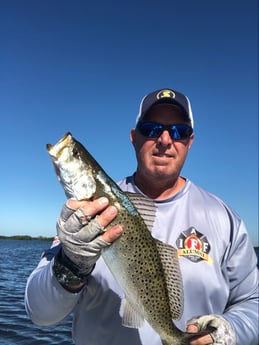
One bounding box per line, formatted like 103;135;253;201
25;177;259;345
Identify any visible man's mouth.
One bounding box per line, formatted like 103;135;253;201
152;152;174;158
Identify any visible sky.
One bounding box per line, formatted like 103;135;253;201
0;0;258;246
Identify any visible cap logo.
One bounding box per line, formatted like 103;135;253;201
156;90;176;100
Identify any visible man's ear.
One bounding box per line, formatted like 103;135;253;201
130;128;136;145
188;133;195;149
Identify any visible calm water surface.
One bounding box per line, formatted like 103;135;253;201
0;239;258;345
0;239;73;345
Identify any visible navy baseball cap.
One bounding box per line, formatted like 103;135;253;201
136;88;194;128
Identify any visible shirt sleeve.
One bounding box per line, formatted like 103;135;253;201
222;219;259;345
24;242;82;326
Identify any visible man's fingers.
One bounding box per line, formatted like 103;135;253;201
188;334;213;345
187;325;199;333
65;197;122;243
102;225;123;243
66;198;119;227
97;205;118;227
67;197;109;215
186;324;214;345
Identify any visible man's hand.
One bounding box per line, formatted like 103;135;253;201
65;197;123;244
187;324;213;345
186;315;236;345
56;197;123;277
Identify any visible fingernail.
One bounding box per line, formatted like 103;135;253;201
99;197;109;205
108;206;117;216
114;225;123;235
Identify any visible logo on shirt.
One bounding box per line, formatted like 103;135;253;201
176;227;213;264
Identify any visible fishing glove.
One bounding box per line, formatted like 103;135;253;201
186;314;236;345
53;201;111;289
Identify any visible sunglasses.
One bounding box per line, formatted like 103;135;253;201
137;121;193;140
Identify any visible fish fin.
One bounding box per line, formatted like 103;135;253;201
155;240;184;320
126;192;156;232
120;298;145;328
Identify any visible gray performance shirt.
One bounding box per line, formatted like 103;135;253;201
25;177;259;345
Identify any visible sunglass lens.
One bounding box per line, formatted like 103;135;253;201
171;125;192;140
139;123;163;138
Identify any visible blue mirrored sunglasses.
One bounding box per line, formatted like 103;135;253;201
137;121;193;140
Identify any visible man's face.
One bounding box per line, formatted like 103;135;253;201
131;104;194;181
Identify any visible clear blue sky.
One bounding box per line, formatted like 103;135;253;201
0;0;258;246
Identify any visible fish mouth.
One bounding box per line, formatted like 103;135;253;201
47;132;73;157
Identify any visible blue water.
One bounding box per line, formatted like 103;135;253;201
0;239;73;345
0;239;258;345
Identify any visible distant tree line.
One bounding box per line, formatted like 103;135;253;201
0;235;54;241
0;235;258;252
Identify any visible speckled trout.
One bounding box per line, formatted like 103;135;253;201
47;132;209;345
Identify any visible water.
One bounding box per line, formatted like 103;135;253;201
0;239;73;345
0;239;258;345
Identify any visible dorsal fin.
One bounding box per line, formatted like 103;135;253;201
155;240;184;320
126;192;156;232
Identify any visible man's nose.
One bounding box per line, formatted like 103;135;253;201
157;129;172;145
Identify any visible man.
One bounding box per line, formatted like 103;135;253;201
25;88;259;345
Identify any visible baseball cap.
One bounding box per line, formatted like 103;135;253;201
136;88;194;128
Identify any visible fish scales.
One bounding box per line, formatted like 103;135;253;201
47;132;195;345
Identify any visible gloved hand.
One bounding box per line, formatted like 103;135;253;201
54;198;122;289
57;201;109;274
186;314;236;345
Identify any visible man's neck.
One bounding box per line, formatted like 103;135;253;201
133;173;186;200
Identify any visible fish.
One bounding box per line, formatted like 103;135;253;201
47;132;214;345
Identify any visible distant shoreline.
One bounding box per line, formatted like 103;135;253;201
0;235;54;241
0;235;258;250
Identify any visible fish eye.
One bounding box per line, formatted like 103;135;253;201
72;147;80;157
